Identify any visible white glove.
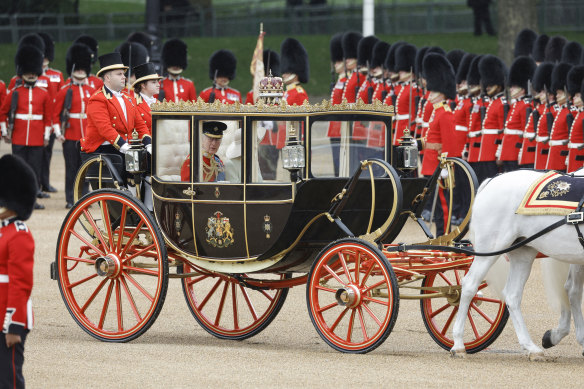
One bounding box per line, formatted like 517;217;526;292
260;120;274;131
120;143;130;154
146;144;152;154
440;168;449;179
52;123;62;137
0;121;7;137
495;144;502;159
518;148;523;163
44;126;52;141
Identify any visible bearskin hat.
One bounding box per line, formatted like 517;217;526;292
395;44;417;73
37;32;55;62
415;46;429;77
384;41;405;73
532;34;549;63
127;32;153;55
162;38;188;70
532;62;554;93
330;33;344;63
357;35;379;67
263;49;280;77
371;41;390;70
15;45;43;77
561;41;583;65
479;55;507;89
18;33;45;53
0;155;38;221
466;55;483;86
422;46;446;78
116;41;149;70
341;31;362;60
446;49;465;74
280;38;309;83
66;43;93;76
551;62;573;93
545;36;567;63
424;53;456;100
566;65;584;97
456;53;476;84
508;56;537;91
74;35;99;64
514;28;538;58
209;49;237;80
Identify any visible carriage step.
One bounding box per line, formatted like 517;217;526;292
50;261;57;280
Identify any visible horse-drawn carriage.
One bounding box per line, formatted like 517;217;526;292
51;87;508;354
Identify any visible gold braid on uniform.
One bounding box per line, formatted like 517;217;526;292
202;152;220;182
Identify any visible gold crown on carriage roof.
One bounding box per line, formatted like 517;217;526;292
257;71;284;104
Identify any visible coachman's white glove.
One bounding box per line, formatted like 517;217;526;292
120;143;130;154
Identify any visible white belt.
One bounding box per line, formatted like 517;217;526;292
548;139;568;146
69;113;87;119
568;142;584;149
503;129;523;136
0;274;8;283
482;128;501;135
15;114;43;120
455;125;468;132
523;132;536;140
415;118;422;124
536;136;549;143
395;114;410;121
421;122;429;128
468;130;482;138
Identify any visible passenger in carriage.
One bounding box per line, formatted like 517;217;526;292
180;121;227;182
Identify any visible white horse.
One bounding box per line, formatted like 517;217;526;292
451;169;584;359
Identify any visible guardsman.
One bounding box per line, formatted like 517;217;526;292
420;53;457;236
116;41;149;95
532;34;549;65
533;63;557;170
544;35;567;63
199;49;241;104
514;28;538;58
391;43;418;146
446;49;465;88
132;62;163;134
381;41;405;108
180;121;227;182
498;56;537;173
465;55;485;176
73;35;103;90
453;53;476;160
8;34;53;98
0;154;37;389
327;33;345;176
477;55;507;183
80;52;151;161
413;46;429;140
341;31;363;104
158;38;196;103
561;41;582;66
366;40;391;151
413;47;446;141
567;76;584;172
127;31;154;58
245;49;280;104
53;43;96;209
546;62;573;171
355;35;379;104
0;80;5;108
0;45;54;210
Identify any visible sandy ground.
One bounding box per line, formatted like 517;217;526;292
4;142;584;389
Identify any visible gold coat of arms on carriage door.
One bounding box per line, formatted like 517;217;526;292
206;211;235;248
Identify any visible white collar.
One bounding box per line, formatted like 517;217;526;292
141;93;156;106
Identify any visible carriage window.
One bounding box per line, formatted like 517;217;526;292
252;120;304;183
155;119;190;181
201;120;242;183
311;120;387;177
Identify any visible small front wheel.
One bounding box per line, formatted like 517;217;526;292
307;238;399;353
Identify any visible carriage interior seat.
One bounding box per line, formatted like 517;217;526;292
155;119;191;181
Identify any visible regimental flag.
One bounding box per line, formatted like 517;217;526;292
250;23;265;104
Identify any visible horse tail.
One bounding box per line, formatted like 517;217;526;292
541;258;570;313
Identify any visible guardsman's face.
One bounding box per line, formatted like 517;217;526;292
22;73;38;83
201;134;222;155
574;93;583;107
510;86;525;100
105;69;126;92
216;77;229;87
334;61;344;74
72;69;87;80
167;66;182;75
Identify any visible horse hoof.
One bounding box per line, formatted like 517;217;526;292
528;352;546;362
450;349;467;359
542;330;554;349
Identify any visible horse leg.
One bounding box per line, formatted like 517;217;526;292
451;255;500;357
502;249;542;358
565;264;584;355
541;259;572;349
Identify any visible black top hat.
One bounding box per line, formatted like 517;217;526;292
127;32;153;55
545;36;567;63
371;41;390;70
15;45;44;77
116;41;149;70
514;28;538;58
456;53;476;84
209;49;237;80
446;49;465;74
280;38;309;84
37;32;55;62
466;55;483;86
202;121;228;139
162;38;188;70
567;65;584;97
532;62;554;93
96;52;129;77
561;41;583;65
424;53;456;100
342;31;362;60
0;154;38;221
395;44;417;73
479;55;507;89
508;56;537;91
330;33;344;63
132;62;163;88
66;43;93;76
551;62;573;94
74;35;99;64
263;49;281;77
357;35;379;68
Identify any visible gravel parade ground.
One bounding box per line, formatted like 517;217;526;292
6;143;584;389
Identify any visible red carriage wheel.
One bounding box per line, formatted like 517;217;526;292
56;189;168;342
307;238;399;353
181;265;288;340
420;268;508;353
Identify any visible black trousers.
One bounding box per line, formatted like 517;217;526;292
472;5;495;36
41;132;56;190
502;160;519;173
0;332;28;389
12;145;43;190
63;140;82;204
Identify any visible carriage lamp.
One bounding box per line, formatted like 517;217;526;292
282;124;305;181
395;129;418;171
125;129;147;174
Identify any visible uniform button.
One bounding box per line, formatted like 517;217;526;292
141;113;144;116
113;116;117;120
113;124;116;127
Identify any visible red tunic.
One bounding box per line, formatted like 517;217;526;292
499;98;530;161
327;74;347;138
274;83;309;149
454;96;471;156
534;104;557;169
390;82;418;146
567;109;584;172
357;78;377;104
1;219;34;336
478;94;505;162
135;95;152;134
546;106;573;170
9;75;56;102
467;97;486;163
53;82;95;141
80;87;151;153
518;102;543;166
343;71;366;104
0;84;52;146
0;80;6;108
372;79;390;102
156;76;196;103
421;103;456;175
199;86;241;104
44;67;64;98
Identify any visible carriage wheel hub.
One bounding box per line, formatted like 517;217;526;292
95;254;121;278
335;285;361;308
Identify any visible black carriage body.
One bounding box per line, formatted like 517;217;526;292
150;100;429;273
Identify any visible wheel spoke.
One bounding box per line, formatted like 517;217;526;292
80;278;108;313
338;251;353;283
83;209;109;253
239;284;258;321
354;252;362;286
323;264;348;287
330;307;349;332
346;309;356;342
68;273;99;289
438;271;454;286
116;204;128;253
198;279;222;311
123;272;154;302
123;265;160;277
428;302;452;319
314;284;337;294
317;301;338;314
361;296;389;307
361;301;382;326
98;281;114;330
214;281;229;326
115;279;123;332
359;260;376;288
64;255;95;265
474;296;503;304
122;244;156;264
467;308;480;339
120;276;141;322
440;306;458;336
231;283;239;330
119;221;145;258
70;229;105;257
186;273;210;286
357;306;368;340
362;278;387;294
470;302;495;324
100;199;115;252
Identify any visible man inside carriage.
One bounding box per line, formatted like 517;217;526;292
180;121;227;182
